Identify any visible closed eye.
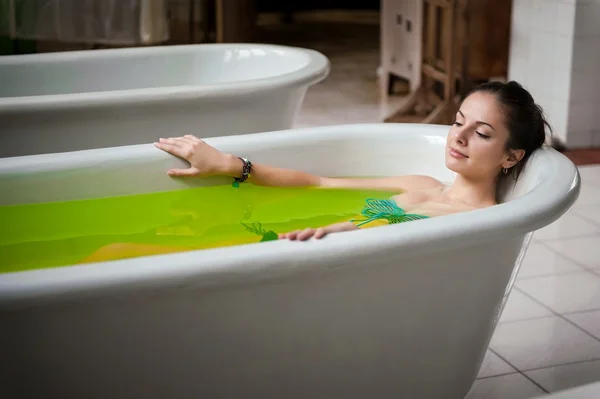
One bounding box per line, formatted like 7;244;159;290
477;132;490;139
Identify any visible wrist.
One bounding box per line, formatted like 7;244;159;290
220;154;243;177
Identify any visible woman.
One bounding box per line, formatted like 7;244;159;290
79;81;550;263
153;80;550;241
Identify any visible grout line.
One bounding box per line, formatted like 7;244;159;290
475;371;519;380
589;268;600;278
510;287;565;318
488;348;521;373
561;307;600;316
540;241;600;272
535;231;600;243
519;358;600;374
513;287;600;345
520;372;551;394
569;210;600;229
498;315;557;325
486;349;549;394
515;268;591;281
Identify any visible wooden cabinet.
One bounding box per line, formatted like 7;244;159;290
381;0;512;92
382;0;512;122
460;0;512;81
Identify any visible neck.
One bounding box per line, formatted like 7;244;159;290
446;174;498;207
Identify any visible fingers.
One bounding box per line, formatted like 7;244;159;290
314;228;328;239
155;136;209;155
299;228;315;241
167;167;199;177
278;228;328;241
154;138;189;158
159;137;186;147
279;230;299;240
180;136;201;146
184;134;203;142
154;135;211;178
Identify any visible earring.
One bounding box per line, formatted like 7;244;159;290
503;167;508;175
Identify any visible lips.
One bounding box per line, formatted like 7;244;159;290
449;148;468;159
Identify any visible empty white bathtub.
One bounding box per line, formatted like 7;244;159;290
0;123;580;399
0;43;329;157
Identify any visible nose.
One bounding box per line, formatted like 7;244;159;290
454;126;468;146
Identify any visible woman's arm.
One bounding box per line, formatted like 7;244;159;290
154;135;442;193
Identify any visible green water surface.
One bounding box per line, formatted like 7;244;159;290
0;184;396;273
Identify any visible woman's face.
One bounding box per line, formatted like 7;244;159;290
445;91;521;180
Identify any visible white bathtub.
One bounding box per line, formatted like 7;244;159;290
0;43;329;158
0;123;580;399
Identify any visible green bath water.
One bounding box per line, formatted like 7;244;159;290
0;184;397;274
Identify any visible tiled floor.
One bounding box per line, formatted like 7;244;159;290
265;20;600;398
468;165;600;398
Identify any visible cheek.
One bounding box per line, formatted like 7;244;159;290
446;129;455;145
471;141;506;165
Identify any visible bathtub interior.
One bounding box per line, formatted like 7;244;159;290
0;125;453;207
0;123;450;272
0;45;313;98
0;123;578;274
0;122;575;221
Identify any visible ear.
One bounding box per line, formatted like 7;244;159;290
502;149;525;169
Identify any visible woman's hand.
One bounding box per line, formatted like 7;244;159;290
154;134;239;177
278;222;357;241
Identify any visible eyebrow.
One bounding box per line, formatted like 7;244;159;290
457;110;496;131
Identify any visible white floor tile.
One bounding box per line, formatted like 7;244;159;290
577;166;600;186
572;205;600;227
544;236;600;270
489;316;600;370
525;359;600;393
515;271;600;314
517;244;585;279
566;310;600;339
572;184;600;208
499;290;554;322
535;381;600;399
477;350;518;378
533;213;600;241
466;373;546;399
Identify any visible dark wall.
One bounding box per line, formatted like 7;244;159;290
258;0;380;12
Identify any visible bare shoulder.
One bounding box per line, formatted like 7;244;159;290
392;185;444;204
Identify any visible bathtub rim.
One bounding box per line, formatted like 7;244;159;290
0;123;581;307
0;43;330;113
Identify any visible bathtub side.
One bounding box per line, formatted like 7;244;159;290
0;86;309;157
0;231;528;399
0;44;330;103
0;44;329;157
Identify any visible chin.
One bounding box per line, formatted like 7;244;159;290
445;157;466;174
445;163;460;174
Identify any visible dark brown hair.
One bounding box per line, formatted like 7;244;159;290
467;80;551;181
